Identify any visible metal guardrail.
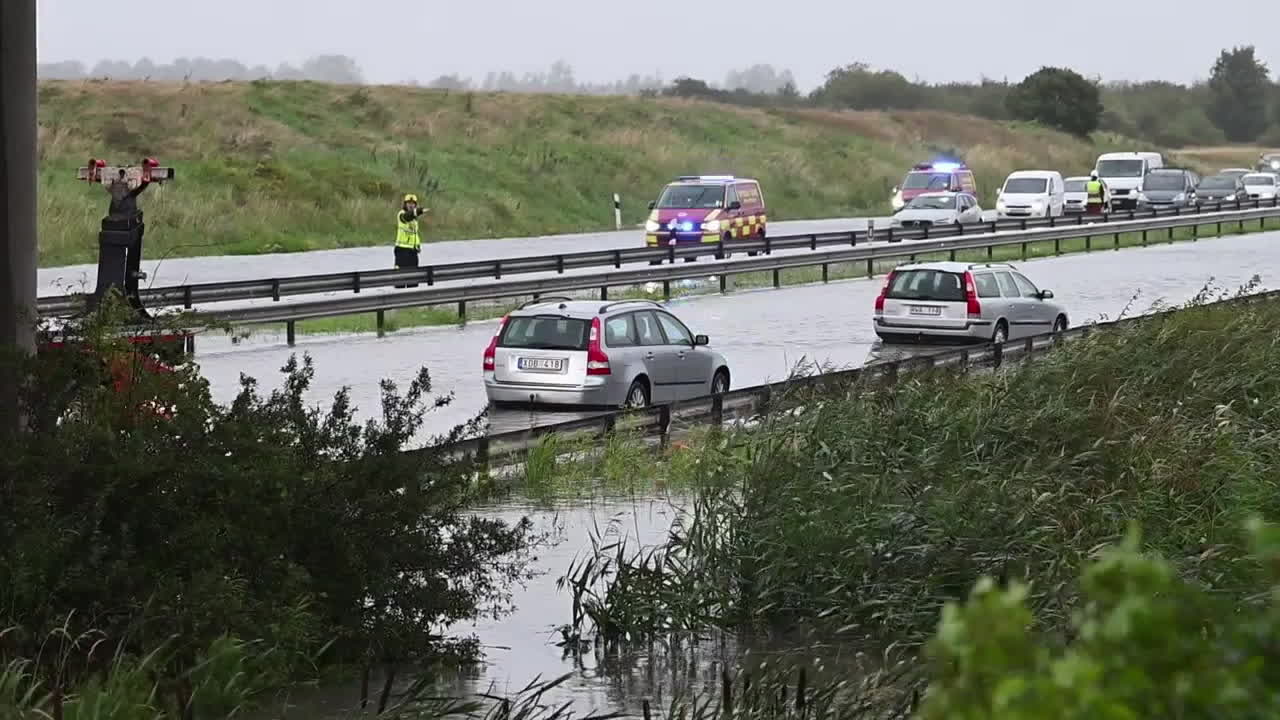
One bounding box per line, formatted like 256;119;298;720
183;204;1280;339
37;198;1280;318
435;287;1280;470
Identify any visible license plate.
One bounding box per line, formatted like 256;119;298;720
518;357;565;372
909;305;942;316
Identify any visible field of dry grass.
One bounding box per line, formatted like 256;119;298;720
40;80;1137;266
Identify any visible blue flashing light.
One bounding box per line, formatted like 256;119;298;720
679;221;695;232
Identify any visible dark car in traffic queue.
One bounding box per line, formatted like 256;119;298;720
1195;174;1247;205
1137;168;1200;210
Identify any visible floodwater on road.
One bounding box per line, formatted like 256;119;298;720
193;230;1276;440
204;231;1276;718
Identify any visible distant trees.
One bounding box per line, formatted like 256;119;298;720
811;63;927;110
1207;46;1271;142
723;64;797;94
37;54;366;84
1005;67;1102;137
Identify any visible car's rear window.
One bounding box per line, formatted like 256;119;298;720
886;269;966;302
498;316;589;350
1064;179;1087;192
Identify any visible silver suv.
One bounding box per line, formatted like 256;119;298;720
873;262;1069;344
482;298;731;408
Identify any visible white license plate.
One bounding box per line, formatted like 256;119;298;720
909;305;942;316
518;357;566;372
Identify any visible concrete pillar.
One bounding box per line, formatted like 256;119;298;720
1;0;38;356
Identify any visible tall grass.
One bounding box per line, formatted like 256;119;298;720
558;281;1280;648
38;80;1125;267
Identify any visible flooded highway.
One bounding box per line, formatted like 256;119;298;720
198;231;1276;717
194;230;1276;439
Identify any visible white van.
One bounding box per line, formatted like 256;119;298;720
996;170;1065;219
1094;152;1165;210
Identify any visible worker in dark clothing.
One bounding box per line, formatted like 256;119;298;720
394;194;428;288
106;168;150;219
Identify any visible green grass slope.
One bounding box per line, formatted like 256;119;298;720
38;80;1126;267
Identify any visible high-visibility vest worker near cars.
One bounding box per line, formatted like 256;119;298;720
1085;173;1106;215
394;194;428;287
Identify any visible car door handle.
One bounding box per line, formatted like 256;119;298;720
644;352;656;359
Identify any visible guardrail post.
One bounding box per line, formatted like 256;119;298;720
822;264;829;283
185;334;196;354
948;249;956;261
286;320;296;346
457;300;466;321
476;437;490;477
600;286;608;301
865;258;873;277
987;245;993;260
183;286;193;309
667;245;675;265
957;223;964;236
849;231;857;247
921;225;929;239
663;280;671;300
1142;229;1147;246
1020;219;1027;231
1114;232;1120;250
772;269;780;289
719;274;728;293
494;261;502;280
810;234;818;251
1048;215;1056;228
1192;223;1198;241
765;235;773;255
1262;216;1267;231
1053;238;1060;255
353;273;362;294
658;405;671;449
716;240;726;260
1167;226;1173;242
1217;220;1223;237
376;310;385;337
1239;216;1245;233
711;394;723;425
272;279;281;302
887;227;895;243
1085;234;1091;251
557;255;565;274
1020;242;1027;261
614;250;623;269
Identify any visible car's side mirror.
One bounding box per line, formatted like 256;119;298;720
1038;289;1054;300
727;200;742;211
694;334;710;346
648;201;656;210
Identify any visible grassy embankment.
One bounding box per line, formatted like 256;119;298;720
41;79;1135;270
549;284;1280;651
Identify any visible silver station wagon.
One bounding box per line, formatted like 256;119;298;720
482;298;732;408
873;262;1069;344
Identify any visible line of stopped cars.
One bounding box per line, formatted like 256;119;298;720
481;169;1079;411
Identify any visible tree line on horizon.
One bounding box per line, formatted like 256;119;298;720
38;48;1276;147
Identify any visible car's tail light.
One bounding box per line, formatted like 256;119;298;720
587;317;611;375
963;271;981;318
874;271;895;315
482;315;507;371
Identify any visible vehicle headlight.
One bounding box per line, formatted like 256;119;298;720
1225;193;1236;201
645;220;660;232
702;220;721;232
891;191;904;210
1270;160;1278;170
1174;193;1186;202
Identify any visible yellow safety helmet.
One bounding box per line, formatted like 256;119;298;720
403;194;419;203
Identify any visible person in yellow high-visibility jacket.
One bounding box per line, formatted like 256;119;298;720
394;194;428;288
1085;172;1108;217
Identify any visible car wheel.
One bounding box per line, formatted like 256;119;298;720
1052;315;1068;334
992;321;1009;345
623;378;650;409
711;368;730;395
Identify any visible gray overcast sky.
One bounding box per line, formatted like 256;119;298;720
35;0;1279;90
